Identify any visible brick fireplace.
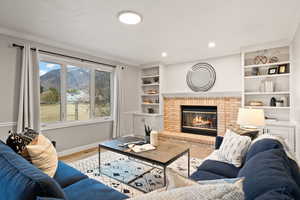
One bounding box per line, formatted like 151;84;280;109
163;97;241;137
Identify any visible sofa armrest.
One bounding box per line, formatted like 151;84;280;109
215;136;224;150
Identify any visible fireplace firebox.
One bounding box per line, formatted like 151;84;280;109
181;105;217;136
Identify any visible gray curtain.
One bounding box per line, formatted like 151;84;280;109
17;44;41;133
112;65;123;138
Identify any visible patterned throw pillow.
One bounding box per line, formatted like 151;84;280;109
218;129;251;167
6;128;39;156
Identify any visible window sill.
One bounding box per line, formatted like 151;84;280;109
41;118;113;131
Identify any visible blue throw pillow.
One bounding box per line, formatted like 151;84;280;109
238;148;300;200
245;138;283;162
0;142;66;200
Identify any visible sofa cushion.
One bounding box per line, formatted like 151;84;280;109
64;178;128;200
190;169;227;181
0;141;66;200
245;138;283;162
238;148;300;200
54;161;88;188
197;159;240;178
255;187;295;200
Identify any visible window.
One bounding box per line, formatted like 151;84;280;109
40;61;62;123
66;65;91;121
39;57;113;125
95;70;111;117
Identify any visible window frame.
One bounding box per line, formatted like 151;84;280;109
39;54;115;130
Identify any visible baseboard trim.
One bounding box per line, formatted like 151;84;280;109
58;142;99;157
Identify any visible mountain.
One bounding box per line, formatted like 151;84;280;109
40;68;90;91
40;69;61;91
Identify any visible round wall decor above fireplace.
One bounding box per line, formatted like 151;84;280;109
186;63;216;92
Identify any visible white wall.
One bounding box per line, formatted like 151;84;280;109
163;54;242;93
292;24;300;122
0;34;139;153
292;23;300;159
120;66;140;135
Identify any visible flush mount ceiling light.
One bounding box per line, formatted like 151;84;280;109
208;41;216;48
118;11;142;25
161;52;168;57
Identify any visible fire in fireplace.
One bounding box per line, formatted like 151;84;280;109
181;105;217;136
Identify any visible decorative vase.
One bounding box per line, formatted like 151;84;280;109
145;136;150;143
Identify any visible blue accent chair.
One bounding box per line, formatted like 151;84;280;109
0;140;128;200
191;136;300;200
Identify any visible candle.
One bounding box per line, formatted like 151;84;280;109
150;131;159;147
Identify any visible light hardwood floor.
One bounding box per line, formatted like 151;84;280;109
59;139;214;163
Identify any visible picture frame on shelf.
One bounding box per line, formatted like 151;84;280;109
278;64;288;74
268;67;278;75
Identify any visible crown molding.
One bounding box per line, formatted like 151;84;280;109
240;39;291;53
0;26;140;67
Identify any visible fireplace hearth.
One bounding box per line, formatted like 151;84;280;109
181;105;217;136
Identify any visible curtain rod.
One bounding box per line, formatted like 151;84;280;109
12;43;116;68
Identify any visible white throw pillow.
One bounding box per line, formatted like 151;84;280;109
218;129;251;167
26;134;58;177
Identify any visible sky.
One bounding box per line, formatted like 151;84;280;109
39;61;61;76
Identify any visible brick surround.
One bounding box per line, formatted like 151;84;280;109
163;97;241;137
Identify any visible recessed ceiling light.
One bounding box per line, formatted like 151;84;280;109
161;52;168;57
118;11;142;25
208;41;216;48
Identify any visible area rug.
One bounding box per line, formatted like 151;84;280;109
68;151;203;198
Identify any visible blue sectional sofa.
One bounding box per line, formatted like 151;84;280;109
191;136;300;200
0;140;128;200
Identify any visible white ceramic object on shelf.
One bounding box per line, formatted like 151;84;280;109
264;80;274;92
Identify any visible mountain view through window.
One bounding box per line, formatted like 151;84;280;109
40;61;61;123
39;60;112;124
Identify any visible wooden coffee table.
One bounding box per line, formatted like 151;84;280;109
98;136;190;191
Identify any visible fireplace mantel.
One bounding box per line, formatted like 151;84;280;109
162;91;242;98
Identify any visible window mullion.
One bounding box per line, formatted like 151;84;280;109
61;64;67;121
90;69;95;119
110;71;115;119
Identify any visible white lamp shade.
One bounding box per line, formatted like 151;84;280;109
237;108;265;127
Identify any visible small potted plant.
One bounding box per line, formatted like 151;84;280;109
144;124;152;143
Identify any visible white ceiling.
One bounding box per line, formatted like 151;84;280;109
0;0;299;65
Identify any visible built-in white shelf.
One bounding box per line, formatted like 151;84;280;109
242;46;296;153
244;91;290;95
142;83;160;86
242;46;292;123
141;94;159;96
141;75;159;79
244;106;290;110
132;112;163;117
265;120;296;128
244;61;290;69
244;73;290;79
141;103;160;106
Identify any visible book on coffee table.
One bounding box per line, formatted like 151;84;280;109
131;144;156;153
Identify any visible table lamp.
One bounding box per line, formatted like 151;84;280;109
237;108;265;130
